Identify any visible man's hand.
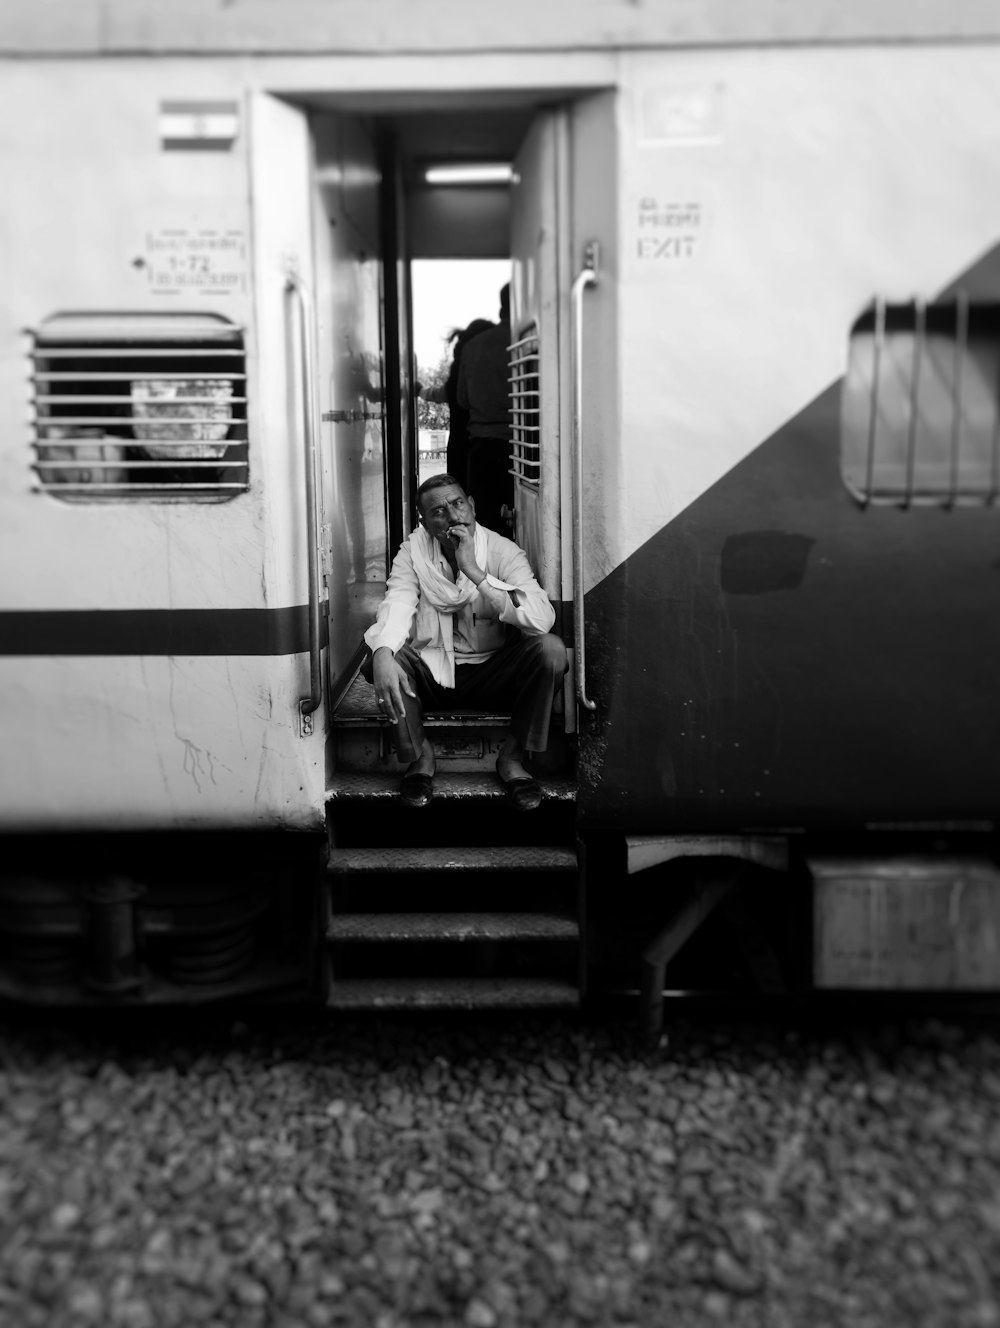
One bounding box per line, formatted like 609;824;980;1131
444;524;485;586
371;647;415;724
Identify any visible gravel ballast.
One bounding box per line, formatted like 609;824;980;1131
1;1009;999;1327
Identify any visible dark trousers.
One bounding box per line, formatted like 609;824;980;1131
364;634;568;765
466;436;514;534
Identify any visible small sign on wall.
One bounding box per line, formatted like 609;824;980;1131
159;100;239;151
638;83;725;147
141;227;248;297
635;197;705;264
628;192;713;275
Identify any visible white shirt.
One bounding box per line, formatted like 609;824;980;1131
364;524;556;688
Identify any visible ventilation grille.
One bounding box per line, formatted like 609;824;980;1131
509;329;540;489
30;313;249;503
842;296;1000;508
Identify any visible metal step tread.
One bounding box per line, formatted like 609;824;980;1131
327;910;579;943
335;712;513;730
334;676;509;727
327;771;576;802
327;976;580;1010
326;845;578;874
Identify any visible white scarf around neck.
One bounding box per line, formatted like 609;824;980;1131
408;523;490;687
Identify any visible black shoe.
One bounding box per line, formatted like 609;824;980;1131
496;767;542;812
400;772;434;809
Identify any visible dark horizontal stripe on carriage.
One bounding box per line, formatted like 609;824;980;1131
0;605;328;656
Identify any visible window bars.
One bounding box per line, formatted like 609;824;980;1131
508;328;540;489
842;296;1000;508
29;313;249;502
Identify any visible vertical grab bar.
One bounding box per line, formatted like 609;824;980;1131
903;297;926;510
990;351;1000;507
947;289;969;509
862;297;886;507
571;242;599;713
286;271;324;724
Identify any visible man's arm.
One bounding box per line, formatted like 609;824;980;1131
484;537;556;636
446;526;553;635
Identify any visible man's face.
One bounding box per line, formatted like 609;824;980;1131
419;483;476;545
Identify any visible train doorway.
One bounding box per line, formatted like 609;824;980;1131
411;257;511;491
394;107;571;621
254;93;579;709
296;95;594;1012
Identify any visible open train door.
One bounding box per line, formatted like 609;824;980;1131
563;93;621;820
512;97;620;802
250;93;397;724
247;91;329;748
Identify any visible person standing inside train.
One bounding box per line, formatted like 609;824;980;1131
420;316;495;491
364;473;566;810
456;283;514;533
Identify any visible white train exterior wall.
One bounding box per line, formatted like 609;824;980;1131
0;67;326;832
1;3;999;841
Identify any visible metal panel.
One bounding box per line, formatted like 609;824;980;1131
0;71;326;833
0;61;257;609
812;856;1000;989
0;655;326;832
10;1;1000;54
578;45;1000;831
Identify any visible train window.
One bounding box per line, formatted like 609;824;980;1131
29;312;249;503
842;297;1000;507
509;326;540;489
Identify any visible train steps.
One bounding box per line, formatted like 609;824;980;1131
325;672;583;1012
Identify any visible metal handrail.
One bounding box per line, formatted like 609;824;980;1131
570;242;599;713
902;297;926;509
991;350;1000;507
286;271;324;720
862;296;886;507
947;290;969;509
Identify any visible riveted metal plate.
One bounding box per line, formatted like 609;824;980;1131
434;734;486;761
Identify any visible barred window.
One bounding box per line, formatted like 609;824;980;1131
30;313;248;503
508;327;540;489
842;297;1000;507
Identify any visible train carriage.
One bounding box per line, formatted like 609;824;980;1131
1;1;999;1020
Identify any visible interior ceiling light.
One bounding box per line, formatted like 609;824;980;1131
423;163;513;186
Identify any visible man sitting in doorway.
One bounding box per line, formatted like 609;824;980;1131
363;473;567;810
